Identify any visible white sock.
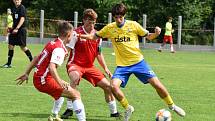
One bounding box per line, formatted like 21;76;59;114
52;97;64;115
73;99;86;121
108;100;117;114
67;99;73;110
170;45;174;51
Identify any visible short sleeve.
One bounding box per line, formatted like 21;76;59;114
66;31;78;49
20;5;26;17
50;48;65;66
96;24;110;38
134;21;149;37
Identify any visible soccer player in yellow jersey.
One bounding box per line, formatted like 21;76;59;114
80;3;185;121
6;8;13;42
158;16;175;53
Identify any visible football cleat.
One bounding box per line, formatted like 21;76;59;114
169;105;185;117
157;49;162;52
110;112;121;117
1;64;12;68
171;51;176;53
61;109;73;119
111;112;123;120
124;105;134;121
48;114;63;121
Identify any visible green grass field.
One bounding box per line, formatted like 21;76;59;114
0;42;215;121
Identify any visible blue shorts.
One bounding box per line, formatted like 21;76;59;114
112;60;156;88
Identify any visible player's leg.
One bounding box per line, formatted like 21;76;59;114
111;67;134;121
158;37;167;52
62;86;86;121
148;77;185;117
49;97;64;121
61;65;81;119
96;78;119;117
134;60;185;117
19;29;33;61
60;99;73;119
20;46;33;61
111;79;134;121
1;44;14;68
33;77;64;121
169;36;175;53
84;67;120;117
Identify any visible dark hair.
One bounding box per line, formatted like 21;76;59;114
83;9;97;20
111;3;127;16
57;21;73;37
167;16;173;20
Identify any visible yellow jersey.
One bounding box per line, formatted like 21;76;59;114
7;14;13;28
165;22;172;36
96;20;148;66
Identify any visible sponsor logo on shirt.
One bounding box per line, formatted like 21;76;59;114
115;36;130;42
56;56;61;61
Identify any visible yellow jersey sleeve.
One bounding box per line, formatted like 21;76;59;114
133;21;149;37
96;23;113;39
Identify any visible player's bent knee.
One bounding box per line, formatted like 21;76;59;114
63;87;80;100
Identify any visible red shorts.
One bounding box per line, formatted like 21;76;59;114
33;75;63;100
163;35;173;44
67;64;105;86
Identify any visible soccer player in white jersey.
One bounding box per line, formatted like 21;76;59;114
79;3;185;121
16;21;86;121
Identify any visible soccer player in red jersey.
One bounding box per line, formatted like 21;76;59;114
16;21;86;121
60;9;120;119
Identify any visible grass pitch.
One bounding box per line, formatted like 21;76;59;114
0;42;214;121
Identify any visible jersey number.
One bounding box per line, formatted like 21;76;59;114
37;49;48;66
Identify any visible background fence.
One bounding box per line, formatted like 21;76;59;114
0;10;215;51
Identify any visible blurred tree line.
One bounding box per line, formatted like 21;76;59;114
0;0;215;45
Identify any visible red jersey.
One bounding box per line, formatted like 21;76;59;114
67;26;102;67
34;38;67;82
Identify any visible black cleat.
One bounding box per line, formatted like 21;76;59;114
61;109;73;119
110;112;120;117
111;112;123;120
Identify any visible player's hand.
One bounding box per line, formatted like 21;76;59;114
12;29;18;34
73;31;80;39
60;80;70;90
15;74;29;85
105;68;112;78
172;29;174;33
155;26;161;35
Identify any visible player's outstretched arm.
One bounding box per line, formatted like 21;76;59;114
16;56;39;85
79;33;98;40
146;26;161;40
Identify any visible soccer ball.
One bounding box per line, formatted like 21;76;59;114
156;109;172;121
